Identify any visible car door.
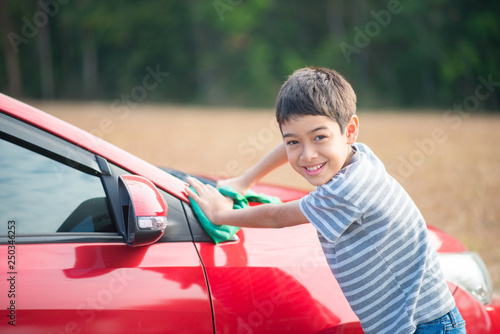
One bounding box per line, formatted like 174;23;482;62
0;113;213;333
180;186;363;333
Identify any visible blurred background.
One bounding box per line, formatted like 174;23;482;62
1;0;499;289
1;0;500;109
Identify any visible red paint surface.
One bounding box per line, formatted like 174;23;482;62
121;175;168;217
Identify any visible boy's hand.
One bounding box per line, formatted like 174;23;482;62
216;143;288;195
216;174;252;195
185;177;234;225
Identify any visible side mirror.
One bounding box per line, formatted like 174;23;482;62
118;175;168;247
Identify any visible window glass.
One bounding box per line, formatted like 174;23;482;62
0;138;115;234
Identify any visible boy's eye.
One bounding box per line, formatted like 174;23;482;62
314;135;326;141
286;140;298;145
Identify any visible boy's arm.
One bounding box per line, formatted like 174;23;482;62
217;142;288;194
187;176;308;228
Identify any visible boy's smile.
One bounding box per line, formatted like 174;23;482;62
281;115;358;186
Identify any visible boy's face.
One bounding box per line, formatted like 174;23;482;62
281;115;358;186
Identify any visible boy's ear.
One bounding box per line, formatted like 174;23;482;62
345;115;359;145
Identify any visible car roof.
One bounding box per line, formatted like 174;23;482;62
0;93;189;201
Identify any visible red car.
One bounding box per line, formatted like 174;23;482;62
0;93;499;333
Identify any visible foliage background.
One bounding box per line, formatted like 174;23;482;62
1;0;499;110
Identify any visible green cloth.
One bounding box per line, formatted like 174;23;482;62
188;185;282;244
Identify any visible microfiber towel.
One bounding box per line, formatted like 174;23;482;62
188;185;282;244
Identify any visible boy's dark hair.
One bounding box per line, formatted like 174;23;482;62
275;67;357;133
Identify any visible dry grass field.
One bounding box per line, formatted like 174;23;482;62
32;101;500;292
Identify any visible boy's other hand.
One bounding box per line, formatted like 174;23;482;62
216;175;252;195
186;177;234;224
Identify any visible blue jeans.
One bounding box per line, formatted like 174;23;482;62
414;307;466;333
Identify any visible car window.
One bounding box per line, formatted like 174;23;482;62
0;138;115;234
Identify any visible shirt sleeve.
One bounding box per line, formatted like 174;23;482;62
299;144;369;242
300;186;363;242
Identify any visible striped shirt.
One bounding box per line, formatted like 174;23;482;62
299;143;455;334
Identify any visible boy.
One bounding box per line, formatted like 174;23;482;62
186;67;465;333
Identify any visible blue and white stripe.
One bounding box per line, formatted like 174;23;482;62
300;143;455;334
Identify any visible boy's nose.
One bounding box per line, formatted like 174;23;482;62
300;145;318;162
